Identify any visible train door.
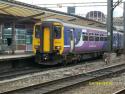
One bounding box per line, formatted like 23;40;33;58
43;27;50;52
69;29;75;53
40;23;53;53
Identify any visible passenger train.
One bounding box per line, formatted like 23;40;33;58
33;19;124;65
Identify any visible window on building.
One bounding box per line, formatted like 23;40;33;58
16;40;25;44
3;28;26;45
3;28;12;44
26;35;32;44
16;28;26;45
17;35;25;39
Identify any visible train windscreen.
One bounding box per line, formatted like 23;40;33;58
53;26;61;39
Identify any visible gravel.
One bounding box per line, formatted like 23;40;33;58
60;73;125;94
1;55;124;93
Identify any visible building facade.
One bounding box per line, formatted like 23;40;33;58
2;24;33;53
113;17;123;30
86;11;106;23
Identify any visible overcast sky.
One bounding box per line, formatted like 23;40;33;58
16;0;124;17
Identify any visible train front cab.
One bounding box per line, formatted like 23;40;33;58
33;21;64;64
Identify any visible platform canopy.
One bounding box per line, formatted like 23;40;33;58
0;0;106;28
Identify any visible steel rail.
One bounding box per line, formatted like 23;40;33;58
113;88;125;94
0;57;100;81
4;63;125;94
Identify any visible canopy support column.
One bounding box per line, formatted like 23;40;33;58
0;23;3;51
11;22;16;54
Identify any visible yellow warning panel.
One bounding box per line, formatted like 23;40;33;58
43;27;50;52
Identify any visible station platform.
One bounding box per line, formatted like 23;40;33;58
0;53;34;61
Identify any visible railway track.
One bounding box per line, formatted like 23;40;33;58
0;57;43;80
4;63;125;94
0;56;35;73
113;88;125;94
0;67;43;80
0;56;101;81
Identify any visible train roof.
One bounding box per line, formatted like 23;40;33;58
44;19;123;34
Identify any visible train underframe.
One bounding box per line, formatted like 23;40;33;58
35;50;104;65
35;48;124;65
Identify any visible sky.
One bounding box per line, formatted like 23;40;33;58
16;0;124;17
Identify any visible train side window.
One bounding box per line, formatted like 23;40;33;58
113;36;116;39
83;35;88;41
35;25;40;38
95;37;99;41
89;36;94;41
100;37;104;41
53;26;61;39
104;37;107;41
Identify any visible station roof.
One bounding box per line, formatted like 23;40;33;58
0;0;106;28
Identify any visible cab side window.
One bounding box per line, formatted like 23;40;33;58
35;25;40;38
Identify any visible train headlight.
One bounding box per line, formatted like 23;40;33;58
34;45;39;49
55;46;61;50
